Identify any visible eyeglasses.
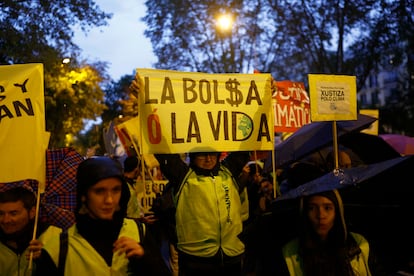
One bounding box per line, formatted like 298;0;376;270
195;153;218;159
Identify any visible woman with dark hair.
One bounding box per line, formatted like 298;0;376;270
280;189;383;276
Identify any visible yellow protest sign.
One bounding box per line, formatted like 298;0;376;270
308;74;357;121
137;69;274;154
137;180;169;214
0;64;48;189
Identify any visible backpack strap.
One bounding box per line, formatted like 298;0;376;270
58;230;68;276
134;219;146;242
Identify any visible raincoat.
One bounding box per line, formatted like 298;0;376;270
0;225;61;276
42;218;142;276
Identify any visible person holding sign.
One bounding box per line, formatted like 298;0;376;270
0;186;61;276
153;151;250;276
130;76;252;275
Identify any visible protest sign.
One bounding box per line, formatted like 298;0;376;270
273;80;310;132
308;74;357;121
103;120;125;158
0;64;48;190
136;69;274;154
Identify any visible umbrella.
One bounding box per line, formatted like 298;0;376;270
282;132;402;173
40;147;84;230
379;134;414;156
269;113;377;169
275;155;412;201
336;132;400;164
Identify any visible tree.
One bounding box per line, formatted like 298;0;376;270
143;0;261;73
142;0;414;134
90;74;136;156
377;0;414;135
1;0;113;151
0;0;111;65
45;61;109;149
143;0;378;79
102;74;137;125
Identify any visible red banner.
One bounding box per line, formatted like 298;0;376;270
273;80;310;133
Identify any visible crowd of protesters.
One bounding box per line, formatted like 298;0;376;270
1;77;413;276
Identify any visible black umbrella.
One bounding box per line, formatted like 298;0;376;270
275;155;412;201
268;113;377;169
277;132;401;177
339;132;400;164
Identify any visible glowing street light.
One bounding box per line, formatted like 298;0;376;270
216;13;234;33
62;58;71;64
215;13;237;72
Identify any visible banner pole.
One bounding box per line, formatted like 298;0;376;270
28;185;41;270
332;121;339;171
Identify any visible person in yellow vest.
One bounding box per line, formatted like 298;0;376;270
0;186;61;276
129;76;250;275
280;189;384;276
35;156;170;275
154;151;250;276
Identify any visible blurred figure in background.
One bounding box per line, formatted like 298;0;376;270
123;155;145;219
325;150;352;172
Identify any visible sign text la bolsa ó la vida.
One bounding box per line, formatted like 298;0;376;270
142;76;272;145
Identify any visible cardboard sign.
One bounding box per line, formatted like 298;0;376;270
308;74;357;121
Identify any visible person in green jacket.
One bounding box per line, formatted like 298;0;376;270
129;75;252;275
154;151;250;276
280;189;384;276
35;156;170;276
0;186;61;276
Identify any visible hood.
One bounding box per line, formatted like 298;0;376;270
300;189;347;244
75;156;130;218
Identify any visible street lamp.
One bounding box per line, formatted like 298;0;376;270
62;58;71;64
216;14;233;34
215;13;236;73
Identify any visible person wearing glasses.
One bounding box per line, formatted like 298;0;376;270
154;150;250;276
129;77;252;275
